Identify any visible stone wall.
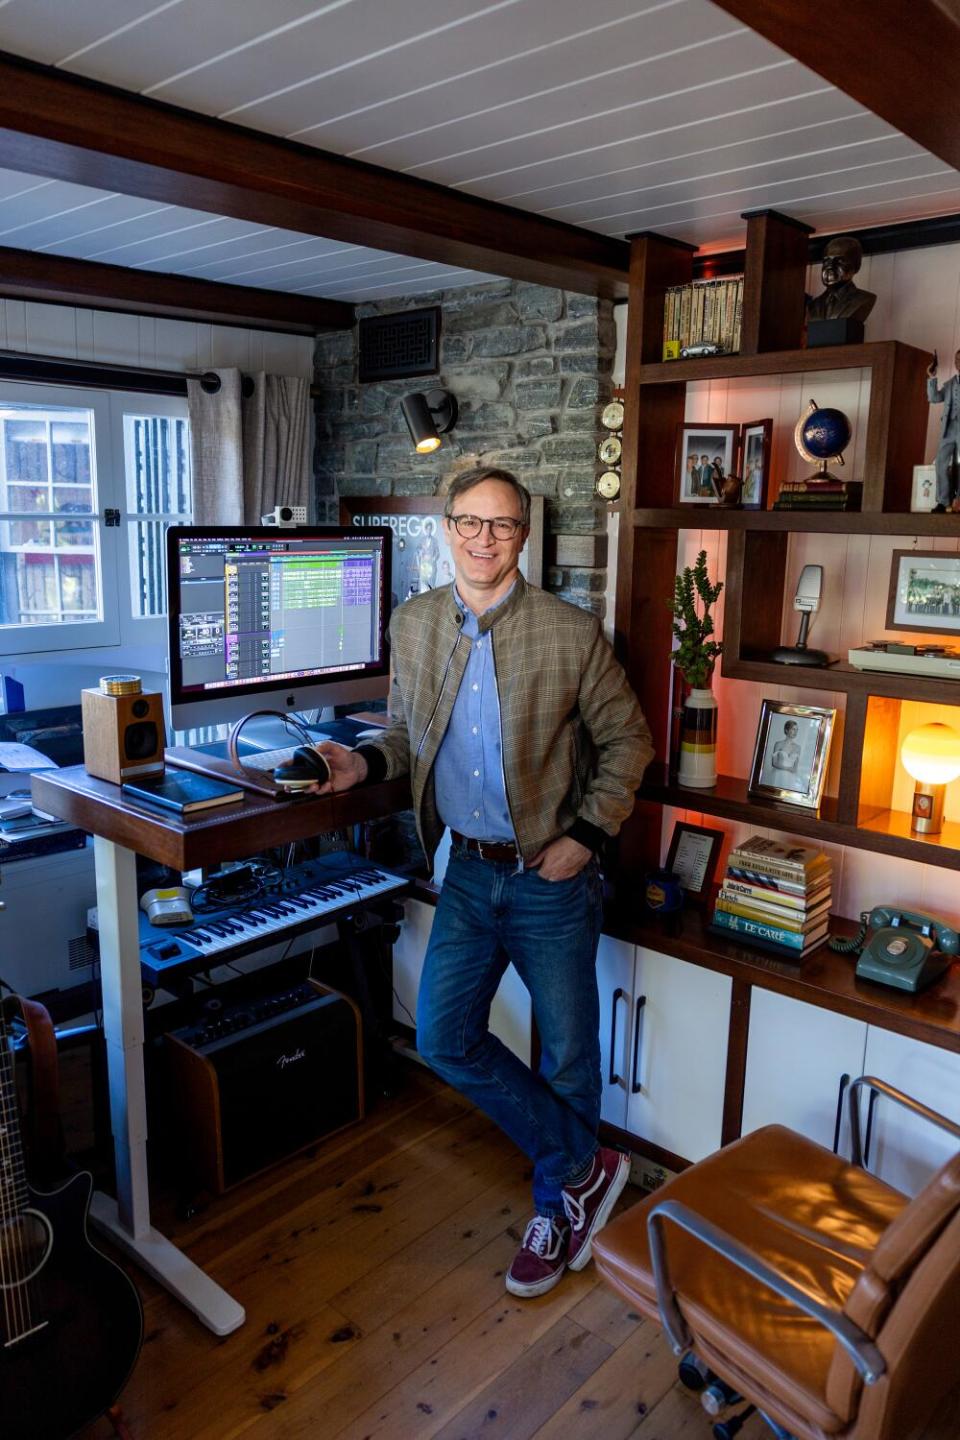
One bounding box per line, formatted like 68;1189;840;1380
313;277;616;615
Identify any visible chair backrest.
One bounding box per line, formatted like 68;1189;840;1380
826;1150;960;1439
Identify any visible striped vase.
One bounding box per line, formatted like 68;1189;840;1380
678;686;718;788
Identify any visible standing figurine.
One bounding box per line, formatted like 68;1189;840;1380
806;236;877;323
926;348;960;513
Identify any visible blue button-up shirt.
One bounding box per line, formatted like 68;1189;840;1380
433;586;514;841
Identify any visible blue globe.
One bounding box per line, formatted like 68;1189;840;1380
801;406;851;460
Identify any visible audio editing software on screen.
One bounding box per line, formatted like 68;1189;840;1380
176;534;384;696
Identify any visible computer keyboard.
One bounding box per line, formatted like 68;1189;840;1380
238;746;301;771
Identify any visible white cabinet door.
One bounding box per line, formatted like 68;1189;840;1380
861;1028;960;1196
596;934;635;1130
392;897;532;1065
741;989;867;1152
625;948;732;1163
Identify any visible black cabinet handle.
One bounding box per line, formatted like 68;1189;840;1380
833;1073;851;1154
631;995;647;1094
864;1089;879;1168
609;987;626;1086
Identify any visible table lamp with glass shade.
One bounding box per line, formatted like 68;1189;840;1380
900;722;960;834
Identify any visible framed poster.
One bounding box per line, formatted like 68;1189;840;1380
338;495;545;613
676;424;739;504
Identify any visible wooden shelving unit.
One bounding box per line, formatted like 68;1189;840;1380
614;206;959;909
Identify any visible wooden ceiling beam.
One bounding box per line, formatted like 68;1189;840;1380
711;0;960;173
0;246;353;334
0;52;630;299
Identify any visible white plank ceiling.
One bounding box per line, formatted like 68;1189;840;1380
0;0;956;301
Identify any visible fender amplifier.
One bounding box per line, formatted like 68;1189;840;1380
165;980;363;1193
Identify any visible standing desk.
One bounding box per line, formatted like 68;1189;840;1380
32;765;411;1336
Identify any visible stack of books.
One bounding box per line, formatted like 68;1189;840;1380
773;479;862;512
662;276;743;359
711;836;832;957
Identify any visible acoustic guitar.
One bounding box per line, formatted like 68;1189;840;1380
0;989;143;1439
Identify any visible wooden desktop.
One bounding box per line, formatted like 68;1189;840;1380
32;763;411;1336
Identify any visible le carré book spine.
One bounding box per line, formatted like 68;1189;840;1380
711;908;828;951
122;772;244;813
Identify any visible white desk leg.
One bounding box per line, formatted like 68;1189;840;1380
90;835;245;1336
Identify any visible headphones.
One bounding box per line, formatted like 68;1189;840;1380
226;711;331;793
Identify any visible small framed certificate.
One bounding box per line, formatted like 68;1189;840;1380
665;821;725;903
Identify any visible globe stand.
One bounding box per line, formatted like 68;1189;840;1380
807;459;844;484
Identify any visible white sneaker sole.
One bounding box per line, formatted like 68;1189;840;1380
566;1153;630;1272
505;1263;567;1298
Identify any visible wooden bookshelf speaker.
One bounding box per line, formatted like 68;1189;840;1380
81;674;165;784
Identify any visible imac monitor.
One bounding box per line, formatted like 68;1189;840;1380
166;525;391;730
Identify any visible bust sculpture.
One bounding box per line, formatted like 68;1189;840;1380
806;236;877;324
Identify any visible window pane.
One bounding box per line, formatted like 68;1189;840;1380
0;403;102;629
124;413;191;618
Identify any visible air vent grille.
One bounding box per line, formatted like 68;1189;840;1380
358;307;439;382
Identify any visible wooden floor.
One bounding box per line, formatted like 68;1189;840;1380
83;1064;957;1440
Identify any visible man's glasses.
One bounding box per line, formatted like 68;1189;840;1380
447;514;523;539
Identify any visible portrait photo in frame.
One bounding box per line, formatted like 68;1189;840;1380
338;494;545;615
886;549;960;636
664;820;725;904
740;418;772;509
676;424;739;504
748;700;836;810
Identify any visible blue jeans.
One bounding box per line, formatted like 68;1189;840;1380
417;845;604;1217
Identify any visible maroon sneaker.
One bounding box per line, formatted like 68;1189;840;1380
562;1147;630;1271
505;1215;570;1298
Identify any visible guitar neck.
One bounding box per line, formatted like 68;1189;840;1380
0;1011;28;1215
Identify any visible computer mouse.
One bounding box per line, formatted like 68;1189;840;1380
273;746;331;791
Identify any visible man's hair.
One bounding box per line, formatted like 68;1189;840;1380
443;466;531;526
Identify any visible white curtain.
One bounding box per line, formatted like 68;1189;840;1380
186;368;312;524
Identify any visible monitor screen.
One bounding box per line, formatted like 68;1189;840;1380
166;525;391;730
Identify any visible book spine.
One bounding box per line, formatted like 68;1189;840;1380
680;285;692;350
732;276;743;352
721;877;828;908
716;898;807;932
712;909;811;949
728;854;823;883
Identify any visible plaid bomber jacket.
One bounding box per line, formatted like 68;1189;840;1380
355;575;654;866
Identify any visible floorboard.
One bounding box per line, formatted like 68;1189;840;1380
76;1065;960;1440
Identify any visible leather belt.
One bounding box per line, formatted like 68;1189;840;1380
451;831;520;863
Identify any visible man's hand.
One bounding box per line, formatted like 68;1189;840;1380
928;352;939;378
529;836;592;882
303;743;368;796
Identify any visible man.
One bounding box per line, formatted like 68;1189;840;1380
926;348;960;512
806;235;876;324
697;453;713;496
312;466;653;1299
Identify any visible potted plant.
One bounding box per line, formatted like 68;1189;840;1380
668;550;723;787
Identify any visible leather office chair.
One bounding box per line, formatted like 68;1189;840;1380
594;1077;960;1440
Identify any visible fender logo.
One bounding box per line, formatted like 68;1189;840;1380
277;1048;306;1068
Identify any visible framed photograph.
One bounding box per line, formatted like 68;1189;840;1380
740;418;772;509
665;820;725;904
338;494;544;615
676;424;739;505
748;700;836;810
886;549;960;637
910;465;937;513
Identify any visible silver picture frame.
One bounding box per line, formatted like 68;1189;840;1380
748;700;836;810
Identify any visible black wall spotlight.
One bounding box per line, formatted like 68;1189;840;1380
401;388;459;454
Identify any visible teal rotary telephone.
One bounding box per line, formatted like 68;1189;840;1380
830;906;960;992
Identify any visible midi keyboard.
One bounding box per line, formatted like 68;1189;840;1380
134;852;408;986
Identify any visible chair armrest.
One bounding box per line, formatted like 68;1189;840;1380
646;1198;887;1385
848;1075;960;1170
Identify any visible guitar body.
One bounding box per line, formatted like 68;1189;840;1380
0;1169;143;1440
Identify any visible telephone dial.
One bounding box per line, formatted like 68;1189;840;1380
829;906;959;992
